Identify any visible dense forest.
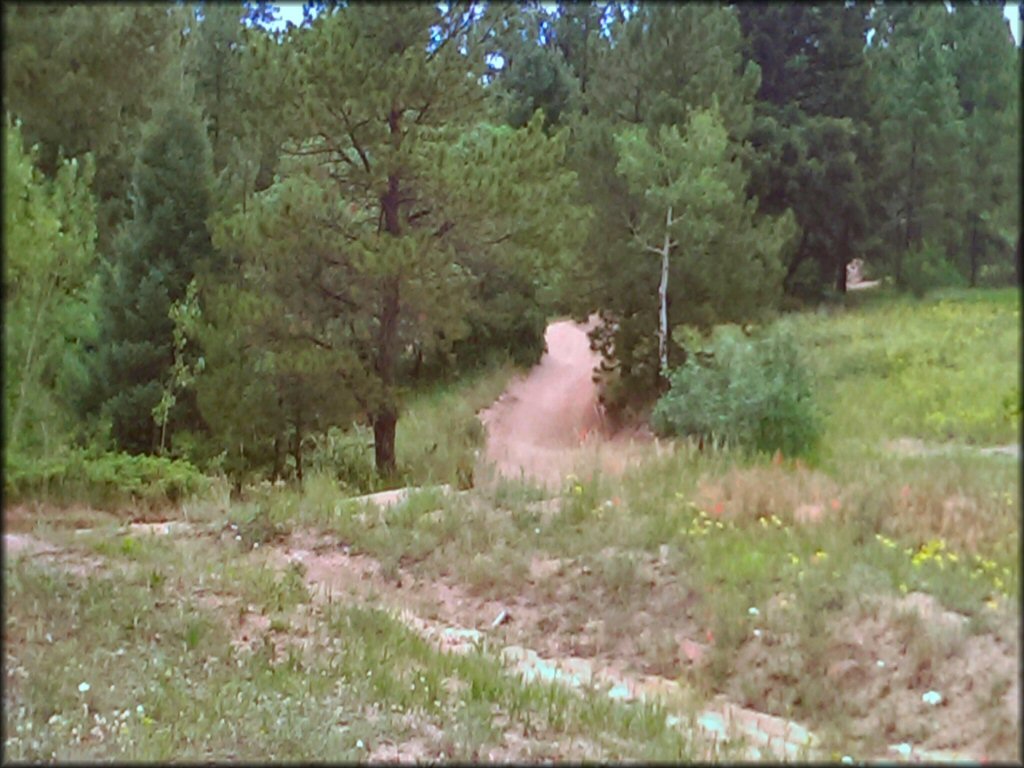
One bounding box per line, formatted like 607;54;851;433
4;1;1020;487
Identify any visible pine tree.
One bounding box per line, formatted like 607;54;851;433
946;3;1021;285
211;5;587;477
739;2;876;295
566;4;772;407
869;5;968;282
92;89;217;454
3;4;189;252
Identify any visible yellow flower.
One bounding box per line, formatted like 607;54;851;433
899;583;908;594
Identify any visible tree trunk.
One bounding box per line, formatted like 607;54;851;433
293;408;303;486
835;224;850;294
968;219;979;288
373;149;403;477
373;404;398;477
658;205;672;378
272;434;283;481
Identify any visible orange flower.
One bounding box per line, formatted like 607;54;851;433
713;502;725;517
830;498;841;511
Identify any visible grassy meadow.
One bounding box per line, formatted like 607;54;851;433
4;287;1020;762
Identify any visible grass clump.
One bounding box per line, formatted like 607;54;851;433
652;324;821;458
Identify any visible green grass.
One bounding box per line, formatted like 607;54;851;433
396;360;519;490
780;286;1020;456
4;532;706;762
5;287;1020;762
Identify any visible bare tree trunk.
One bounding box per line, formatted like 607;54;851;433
293;407;304;487
658;205;672;377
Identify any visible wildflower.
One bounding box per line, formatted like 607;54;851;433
813;549;828;563
830;498;841;512
788;553;800;565
921;690;942;706
712;502;725;517
747;606;760;617
78;682;90;693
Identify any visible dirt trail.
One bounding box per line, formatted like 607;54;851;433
479;318;650;489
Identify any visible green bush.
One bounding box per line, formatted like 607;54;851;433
4;449;209;508
900;242;966;298
306;425;378;493
651;324;821;457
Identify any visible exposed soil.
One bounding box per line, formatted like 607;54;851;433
477;317;651;490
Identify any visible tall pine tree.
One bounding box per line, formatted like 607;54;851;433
91;87;218;454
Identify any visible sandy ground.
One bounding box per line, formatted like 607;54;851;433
478;318;652;489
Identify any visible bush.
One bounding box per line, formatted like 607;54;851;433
900;242;966;298
306;425;378;493
651;324;821;457
4;449;209;509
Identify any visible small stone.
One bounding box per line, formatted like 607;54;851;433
922;690;943;706
841;757;854;765
78;682;90;693
491;609;511;628
891;743;912;758
697;711;727;737
753;629;763;638
608;683;631;700
876;659;885;668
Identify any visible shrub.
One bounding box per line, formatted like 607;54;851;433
900;242;966;298
306;425;378;493
4;449;209;509
651;324;821;457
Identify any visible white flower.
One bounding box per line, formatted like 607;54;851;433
747;607;760;616
922;690;943;706
356;739;365;749
841;756;854;764
78;682;90;693
876;660;885;668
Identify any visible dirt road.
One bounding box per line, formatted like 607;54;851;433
478;318;650;489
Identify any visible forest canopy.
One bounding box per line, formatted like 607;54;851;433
4;1;1019;483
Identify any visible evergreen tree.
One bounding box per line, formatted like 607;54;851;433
946;2;1021;285
3;3;189;252
212;5;586;477
868;4;968;282
91;90;218;454
739;2;876;295
566;4;771;409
